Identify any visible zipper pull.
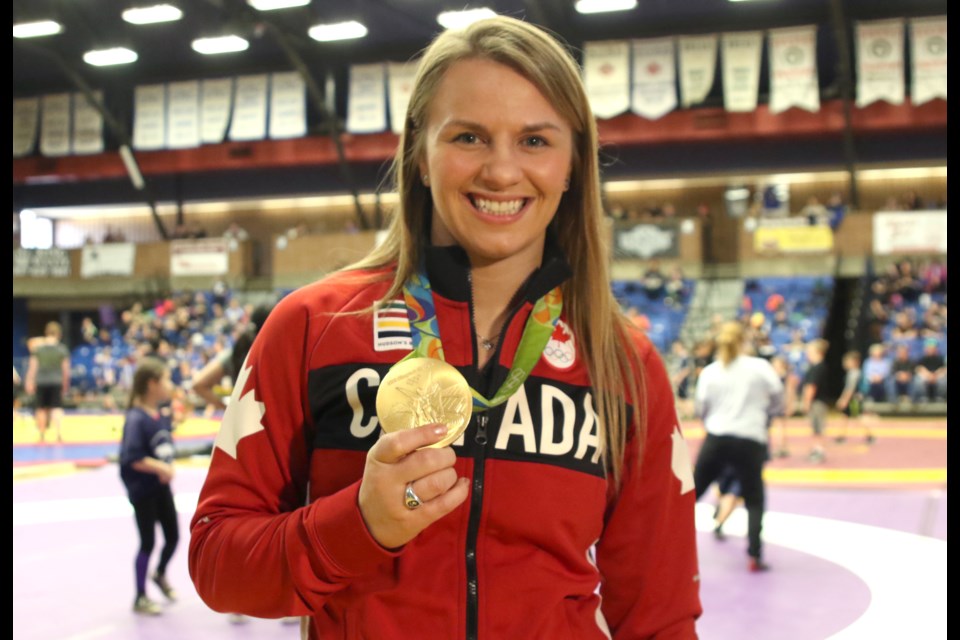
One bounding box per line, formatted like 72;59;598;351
475;413;488;446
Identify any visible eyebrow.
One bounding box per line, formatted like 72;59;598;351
441;119;564;134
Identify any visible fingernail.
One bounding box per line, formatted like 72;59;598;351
434;425;447;436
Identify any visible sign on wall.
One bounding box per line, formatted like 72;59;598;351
613;222;680;259
170;238;229;276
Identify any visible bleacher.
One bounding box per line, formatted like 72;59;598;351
612;279;695;354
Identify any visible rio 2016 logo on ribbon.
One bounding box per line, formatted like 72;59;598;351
543;319;576;370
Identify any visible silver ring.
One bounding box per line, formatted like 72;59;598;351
404;483;423;510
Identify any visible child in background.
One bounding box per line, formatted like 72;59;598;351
801;339;830;463
119;358;180;615
835;351;876;445
770;355;792;458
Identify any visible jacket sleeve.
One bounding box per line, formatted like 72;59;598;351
597;341;702;639
188;295;399;618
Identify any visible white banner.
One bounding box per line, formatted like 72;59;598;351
13;97;40;157
583;41;631;119
71;91;105;154
166;80;201;149
229;74;269;142
856;19;905;107
721;31;763;112
40;93;72;157
631;38;677;120
269;72;307;139
909;17;947;105
768;26;820;114
133;84;167;151
678;35;718;107
387;61;419;135
13;248;71;277
81;242;136;278
347;63;387;134
873;210;947;255
201;78;233;144
170;238;230;276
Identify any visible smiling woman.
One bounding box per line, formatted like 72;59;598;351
188;15;702;640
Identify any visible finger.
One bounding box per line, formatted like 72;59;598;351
396;445;457;481
408;467;459;503
372;424;449;464
418;477;470;521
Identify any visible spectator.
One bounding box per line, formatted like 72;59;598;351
889;343;916;403
24;321;72;443
825;192;847;231
834;351;875;445
920;257;947;294
863;343;892;403
664;266;689;308
801;338;830;463
914;338;947;402
81;316;99;345
800;196;829;226
222;222;249;242
901;190;925;210
641;260;666;301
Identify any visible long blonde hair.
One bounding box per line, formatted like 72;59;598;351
715;322;745;365
346;16;646;487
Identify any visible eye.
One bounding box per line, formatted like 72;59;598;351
453;132;480;144
522;135;548;148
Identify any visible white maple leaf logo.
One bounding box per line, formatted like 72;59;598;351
670;425;695;495
213;358;266;459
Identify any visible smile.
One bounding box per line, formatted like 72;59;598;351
469;196;528;216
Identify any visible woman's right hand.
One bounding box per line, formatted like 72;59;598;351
358;423;470;550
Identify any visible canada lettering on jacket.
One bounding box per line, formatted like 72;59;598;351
307;364;605;477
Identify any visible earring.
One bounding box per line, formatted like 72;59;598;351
563;178;570;191
422;175;429;186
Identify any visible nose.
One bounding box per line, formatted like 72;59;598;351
479;143;522;189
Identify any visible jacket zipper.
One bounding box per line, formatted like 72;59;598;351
465;412;488;640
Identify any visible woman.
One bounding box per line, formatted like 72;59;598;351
119;358;180;615
693;321;783;572
24;321;71;443
189;17;701;639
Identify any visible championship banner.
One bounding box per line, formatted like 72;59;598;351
753;219;833;253
166;80;201;149
630;38;677;120
678;35;718;107
13;248;71;278
613;221;680;259
873;210;947;255
269;72;307;140
71;91;104;155
387;61;419;135
200;78;233;144
721;31;763;113
40;93;72;157
583;41;631;119
13;97;40;158
855;19;905;107
228;74;269;142
768;26;820;114
133;84;167;151
909;17;947;105
346;63;387;134
81;242;136;278
170;238;230;276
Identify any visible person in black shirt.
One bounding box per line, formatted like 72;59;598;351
914;339;947;402
801;339;831;463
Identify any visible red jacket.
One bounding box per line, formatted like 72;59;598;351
189;245;702;639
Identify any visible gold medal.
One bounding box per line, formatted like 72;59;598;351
376;358;473;448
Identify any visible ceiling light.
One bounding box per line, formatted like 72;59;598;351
308;21;368;42
83;47;138;66
247;0;310;9
574;0;638;14
122;5;184;25
436;8;497;29
13;20;63;38
192;35;250;54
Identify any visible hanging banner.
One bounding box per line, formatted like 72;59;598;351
753;219;833;253
71;91;104;154
583;40;631;119
269;72;307;139
166;80;201;149
721;31;763;112
387;60;419;135
630;37;677;120
873;211;947;255
346;63;387;134
678;35;718;107
229;74;269;142
170;238;230;276
201;78;233;144
855;19;905;107
909;17;947;105
768;26;820;114
40;93;72;157
13;248;71;277
133;84;167;150
613;221;680;259
13;97;40;158
81;242;136;277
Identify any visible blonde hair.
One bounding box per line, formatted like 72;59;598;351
715;321;744;365
346;16;645;487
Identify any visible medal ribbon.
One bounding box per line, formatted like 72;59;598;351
401;269;563;411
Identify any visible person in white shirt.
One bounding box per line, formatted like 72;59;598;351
693;321;784;572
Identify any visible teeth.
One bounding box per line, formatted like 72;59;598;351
473;197;524;216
